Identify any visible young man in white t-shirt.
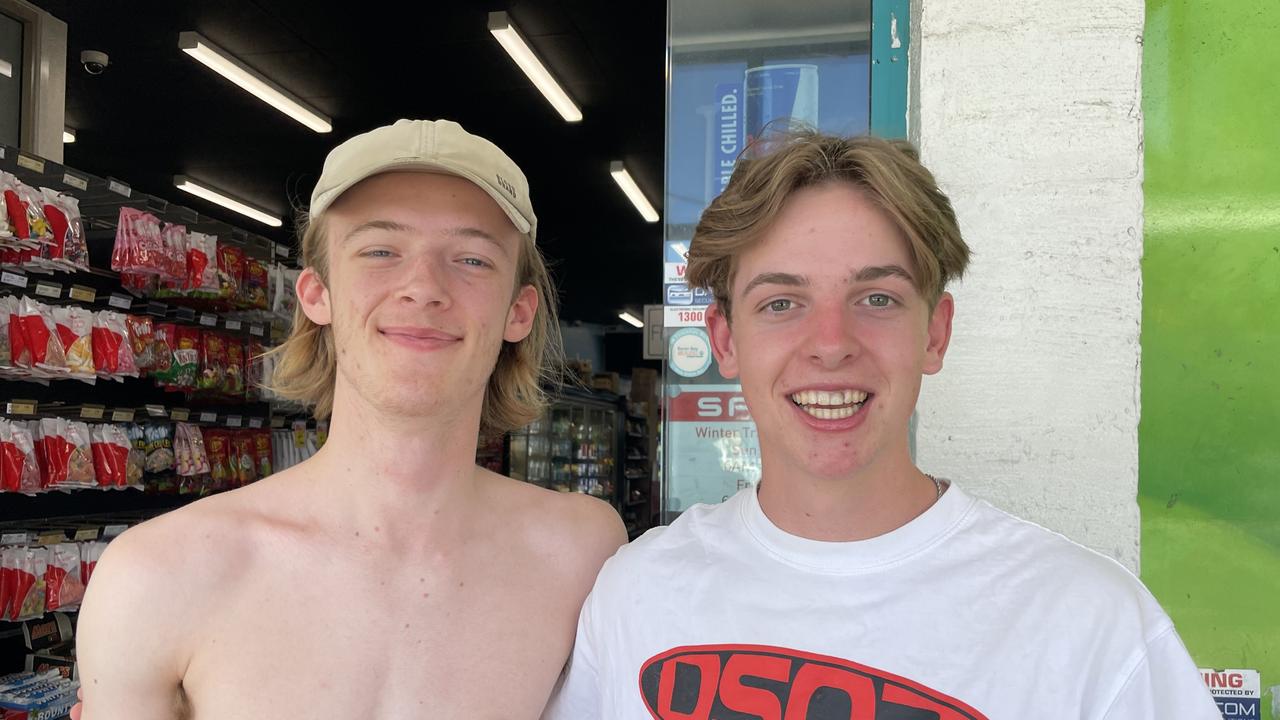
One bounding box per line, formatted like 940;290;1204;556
544;132;1218;719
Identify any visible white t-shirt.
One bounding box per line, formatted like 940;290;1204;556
544;482;1219;720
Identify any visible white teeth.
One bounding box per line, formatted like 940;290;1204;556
843;389;852;404
792;389;869;408
816;390;831;406
800;404;856;420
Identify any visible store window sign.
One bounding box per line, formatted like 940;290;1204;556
715;82;742;194
664;241;688;284
1199;669;1260;720
666;283;694;306
669;327;713;378
665;384;761;512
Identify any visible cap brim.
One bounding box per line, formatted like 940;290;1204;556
311;160;533;236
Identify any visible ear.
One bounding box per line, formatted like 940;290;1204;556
297;267;332;326
922;292;955;375
504;284;539;343
705;302;739;379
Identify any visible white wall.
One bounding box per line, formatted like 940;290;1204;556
909;0;1146;570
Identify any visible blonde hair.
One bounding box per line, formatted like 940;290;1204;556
269;212;563;436
686;130;970;319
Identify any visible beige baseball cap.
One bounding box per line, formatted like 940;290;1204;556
309;118;537;240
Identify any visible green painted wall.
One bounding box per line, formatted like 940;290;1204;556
1141;0;1280;713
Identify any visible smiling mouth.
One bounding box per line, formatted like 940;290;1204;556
789;389;870;420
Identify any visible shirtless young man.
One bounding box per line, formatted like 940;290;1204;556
74;119;626;719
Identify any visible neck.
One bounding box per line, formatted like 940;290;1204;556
301;380;486;542
755;442;940;542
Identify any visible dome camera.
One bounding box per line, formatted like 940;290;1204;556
80;50;109;75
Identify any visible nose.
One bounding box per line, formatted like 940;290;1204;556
805;300;861;369
395;252;452;309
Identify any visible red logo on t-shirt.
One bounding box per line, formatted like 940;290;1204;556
638;644;988;720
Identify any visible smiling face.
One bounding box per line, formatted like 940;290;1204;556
296;171;537;423
706;181;954;481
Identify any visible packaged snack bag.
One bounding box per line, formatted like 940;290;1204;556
122;424;146;489
12;546;48;621
185;231;219;292
202;429;232;492
80;541;106;587
246;341;266;400
43;191;88;271
216;243;245;304
1;421;42;494
65;420;97;487
230;431;255;487
155;324;199;389
143;423;175;475
124;315;157;372
0;295;15;373
111;207;165;275
91;310;139;379
253;429;273;479
160;223;189;283
53;305;95;380
150;322;174;377
198;332;227;393
173;422;210;479
19;297;67;374
90;424;131;488
15;183;52;243
225;340;245;397
242;259;269;310
44;543;84;611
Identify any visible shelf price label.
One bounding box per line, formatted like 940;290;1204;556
169;408;190;422
199;412;218;423
16;154;45;173
6;400;37;415
1;271;28;288
108;293;133;310
225;319;242;331
107;179;131;197
69;285;97;303
248;417;264;429
80;404;105;420
62;173;89;191
145;404;167;417
111;408;136;422
34;281;61;299
225;415;243;428
250;324;264;337
199;313;218;327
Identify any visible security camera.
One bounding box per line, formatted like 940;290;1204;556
80;50;109;75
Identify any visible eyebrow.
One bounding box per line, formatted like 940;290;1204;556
851;264;916;284
342;221;505;250
739;265;917;299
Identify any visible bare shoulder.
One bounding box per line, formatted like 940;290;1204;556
478;469;627;568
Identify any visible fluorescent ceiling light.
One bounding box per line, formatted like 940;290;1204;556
0;59;12;78
618;311;644;328
63;128;75;144
178;31;331;133
610;161;659;222
488;12;582;123
174;175;282;227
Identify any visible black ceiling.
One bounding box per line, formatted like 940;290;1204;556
36;0;666;325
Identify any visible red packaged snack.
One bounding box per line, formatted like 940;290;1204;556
246;341;266;400
1;421;42;494
230;432;255;487
217;243;245;304
0;547;14;620
198;332;228;393
225;340;245;397
91;310;139;378
10;546;47;620
90;424;131;488
40;189;88;271
160;223;189;283
45;543;85;611
111;207;165;275
242;259;270;310
185;231;219;292
37;418;96;489
202;429;232;492
252;429;273;479
0;295;21;371
151;322;175;376
2;171;32;239
155;324;200;389
124;315;157;372
18;297;67;374
81;541;106;587
54;305;95;380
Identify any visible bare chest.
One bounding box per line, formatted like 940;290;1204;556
180;544;575;719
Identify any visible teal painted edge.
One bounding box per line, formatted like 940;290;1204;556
870;0;910;139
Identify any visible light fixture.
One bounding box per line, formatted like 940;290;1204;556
174;175;282;228
488;12;582;123
62;128;76;144
610;161;659;222
178;31;331;133
618;311;645;329
0;58;12;78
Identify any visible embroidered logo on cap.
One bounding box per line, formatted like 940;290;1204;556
496;174;518;200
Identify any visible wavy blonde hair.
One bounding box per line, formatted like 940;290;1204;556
687;130;970;319
268;212;563;436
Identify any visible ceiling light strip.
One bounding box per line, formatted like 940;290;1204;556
487;12;582;123
174;175;282;227
178;31;331;133
609;162;659;222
